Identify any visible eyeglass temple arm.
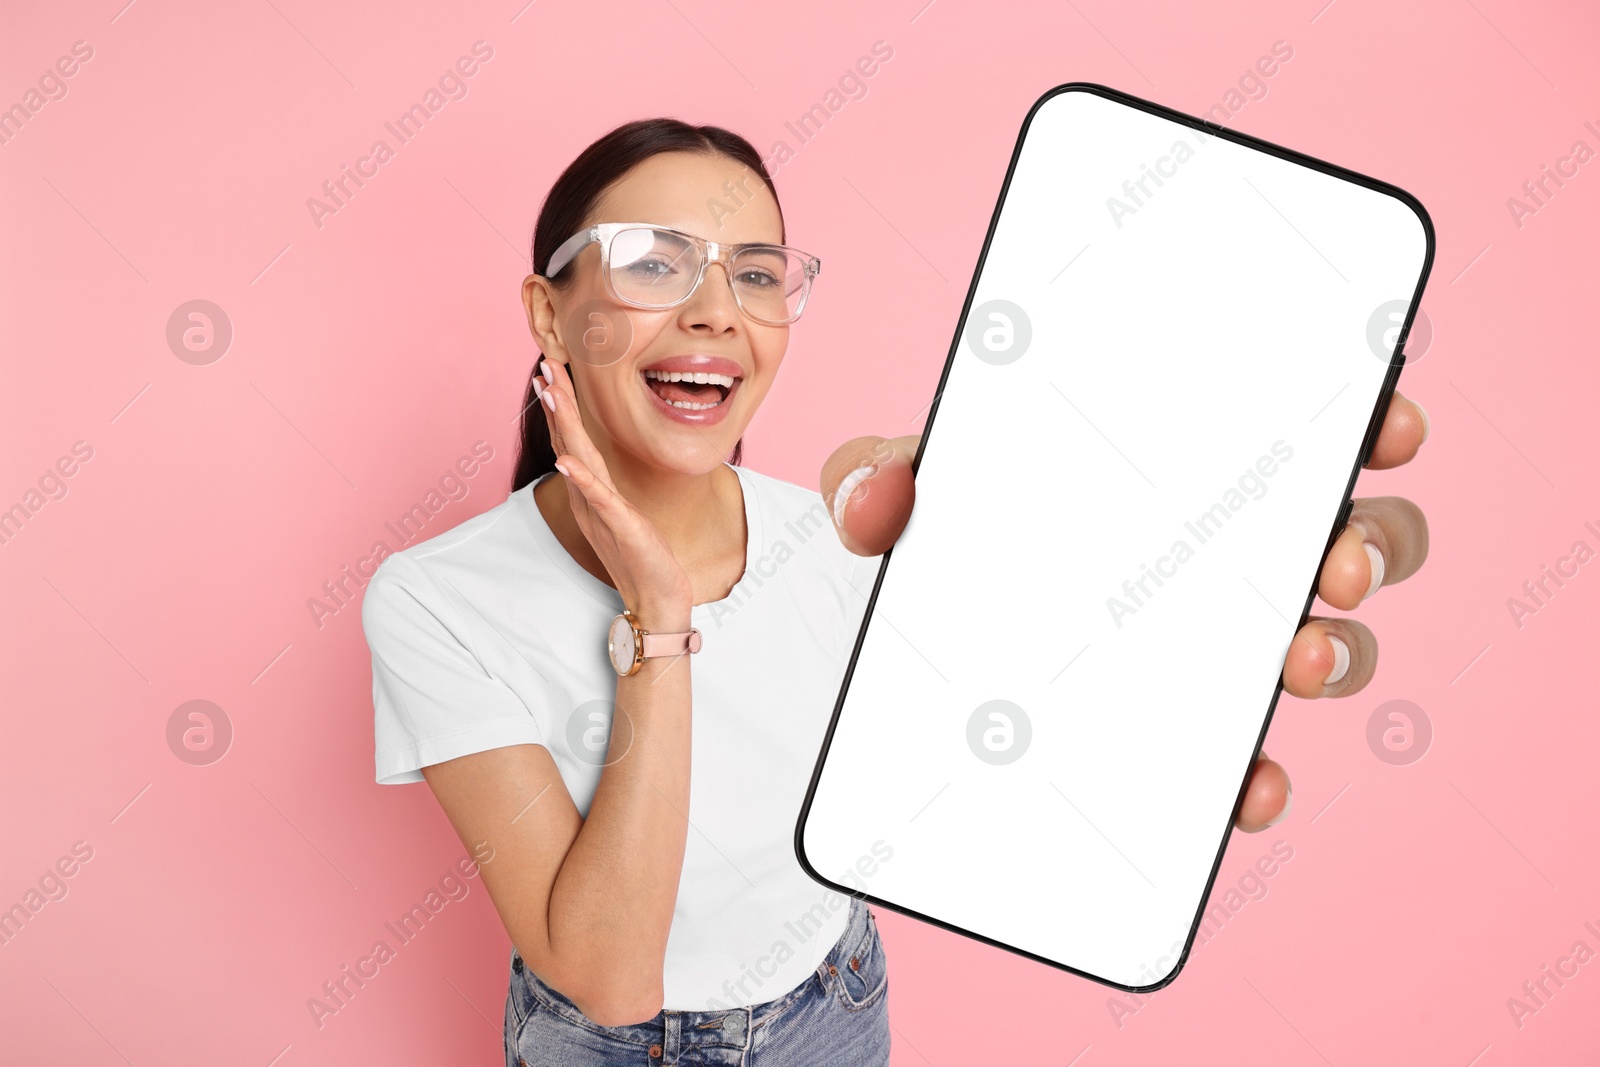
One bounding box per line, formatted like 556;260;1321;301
543;225;600;277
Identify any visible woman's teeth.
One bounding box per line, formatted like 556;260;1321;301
643;369;736;388
642;368;736;410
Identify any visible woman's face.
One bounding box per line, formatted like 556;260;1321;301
523;151;792;477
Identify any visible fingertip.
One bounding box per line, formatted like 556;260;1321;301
1236;756;1290;832
1318;525;1369;610
1283;626;1334;698
834;460;914;556
1264;779;1293;828
831;463;877;531
1368;392;1428;469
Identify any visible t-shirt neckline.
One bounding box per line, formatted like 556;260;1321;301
520;462;759;623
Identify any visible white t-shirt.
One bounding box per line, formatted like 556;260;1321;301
361;462;882;1010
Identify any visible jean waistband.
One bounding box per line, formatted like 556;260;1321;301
511;894;873;1050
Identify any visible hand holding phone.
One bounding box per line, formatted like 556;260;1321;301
822;386;1428;830
799;83;1434;991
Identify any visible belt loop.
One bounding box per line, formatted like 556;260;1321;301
662;1010;680;1063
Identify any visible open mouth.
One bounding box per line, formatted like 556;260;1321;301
641;369;739;411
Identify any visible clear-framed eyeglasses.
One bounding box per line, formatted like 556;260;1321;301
542;222;821;326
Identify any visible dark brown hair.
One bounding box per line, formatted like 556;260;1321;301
511;118;784;493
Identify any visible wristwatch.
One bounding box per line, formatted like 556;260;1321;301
607;609;702;677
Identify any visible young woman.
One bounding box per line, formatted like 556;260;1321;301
362;118;1430;1065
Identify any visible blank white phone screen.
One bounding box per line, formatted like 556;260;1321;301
799;85;1431;990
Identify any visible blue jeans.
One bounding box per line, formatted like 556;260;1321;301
504;895;890;1066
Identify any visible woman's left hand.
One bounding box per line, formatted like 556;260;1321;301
822;390;1431;833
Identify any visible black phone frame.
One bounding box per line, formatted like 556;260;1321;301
794;81;1435;994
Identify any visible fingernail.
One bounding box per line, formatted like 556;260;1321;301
1265;783;1293;827
1415;399;1429;443
1362;542;1385;600
541;388;556;412
1322;634;1350;689
533;378;545;398
541;361;555;385
555;460;569;476
831;463;879;529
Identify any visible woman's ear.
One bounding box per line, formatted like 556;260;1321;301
522;273;564;359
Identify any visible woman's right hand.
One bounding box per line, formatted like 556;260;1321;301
534;358;694;623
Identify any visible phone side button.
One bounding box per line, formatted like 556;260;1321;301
1361;391;1395;466
1336;497;1354;532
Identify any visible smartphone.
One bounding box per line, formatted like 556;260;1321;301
795;82;1434;992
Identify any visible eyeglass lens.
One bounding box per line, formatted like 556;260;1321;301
608;226;810;323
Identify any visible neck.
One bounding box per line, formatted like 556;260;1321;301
609;456;736;552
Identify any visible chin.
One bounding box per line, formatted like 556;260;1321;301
637;436;747;474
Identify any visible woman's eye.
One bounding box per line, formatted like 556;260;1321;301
737;268;780;289
623;257;676;278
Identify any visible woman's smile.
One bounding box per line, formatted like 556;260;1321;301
638;352;746;426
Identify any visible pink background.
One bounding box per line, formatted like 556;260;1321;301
3;0;1597;1063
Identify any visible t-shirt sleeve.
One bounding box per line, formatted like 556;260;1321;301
362;552;546;785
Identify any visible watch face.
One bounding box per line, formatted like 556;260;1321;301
607;615;636;675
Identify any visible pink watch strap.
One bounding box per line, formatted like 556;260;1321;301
639;627;703;659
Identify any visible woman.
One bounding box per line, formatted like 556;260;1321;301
362;118;1430;1065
